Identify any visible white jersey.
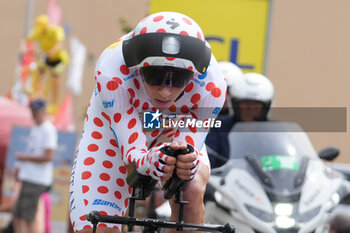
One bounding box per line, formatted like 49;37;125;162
18;120;58;186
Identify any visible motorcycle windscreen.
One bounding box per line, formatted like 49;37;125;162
227;121;318;199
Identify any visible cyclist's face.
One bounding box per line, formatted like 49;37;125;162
144;82;184;108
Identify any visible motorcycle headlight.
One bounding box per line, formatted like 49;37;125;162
245;204;274;222
275;216;296;229
274;203;293;216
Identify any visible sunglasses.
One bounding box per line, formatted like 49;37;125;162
140;66;194;88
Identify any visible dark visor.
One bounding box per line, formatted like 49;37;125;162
141;66;194;88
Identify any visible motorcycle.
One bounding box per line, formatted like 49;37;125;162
205;121;350;233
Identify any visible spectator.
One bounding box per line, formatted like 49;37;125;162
13;98;58;233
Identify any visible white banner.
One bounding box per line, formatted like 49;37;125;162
66;36;86;95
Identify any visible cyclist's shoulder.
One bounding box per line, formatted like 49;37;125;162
95;41;140;91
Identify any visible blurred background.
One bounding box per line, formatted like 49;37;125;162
0;0;349;232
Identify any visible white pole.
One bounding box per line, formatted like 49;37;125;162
24;0;36;37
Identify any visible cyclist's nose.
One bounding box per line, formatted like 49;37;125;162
158;86;172;98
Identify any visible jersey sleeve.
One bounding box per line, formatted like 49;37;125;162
94;44;148;169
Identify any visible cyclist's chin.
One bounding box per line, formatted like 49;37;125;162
152;99;173;108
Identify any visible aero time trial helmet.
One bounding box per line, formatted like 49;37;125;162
122;12;211;88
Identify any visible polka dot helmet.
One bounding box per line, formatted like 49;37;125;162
122;12;211;77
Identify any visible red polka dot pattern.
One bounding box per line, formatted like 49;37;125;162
91;131;102;139
169;105;176;112
88;144;99;152
128;118;137;129
110;139;118;148
107;80;118;91
206;82;215;91
93;117;103;127
100;173;111;181
97;186;109;193
115;191;122;199
183;17;192;25
127;107;134;115
153;15;164;22
103;160;113;169
185;135;195;147
116;178;125;187
140;27;147;34
128;132;138;144
119;166;126;174
82;185;89;193
101;112;111;124
114;113;122;123
133;99;140;108
134;79;140;89
113;77;122;85
197;32;202;40
82;171;92;180
84;157;95;166
120;65;130;75
189;125;197;133
191;93;201;104
181;105;189;114
128;88;135;98
106;149;116;157
151;129;160;137
185;82;194;93
142;102;149;110
211;87;222;97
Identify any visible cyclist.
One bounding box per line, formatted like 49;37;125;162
69;11;226;233
206;72;274;168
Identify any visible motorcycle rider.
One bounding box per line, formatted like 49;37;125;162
205;72;274;168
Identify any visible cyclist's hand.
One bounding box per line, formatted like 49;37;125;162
139;143;176;182
173;142;200;180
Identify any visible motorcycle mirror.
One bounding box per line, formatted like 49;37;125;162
319;147;340;161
